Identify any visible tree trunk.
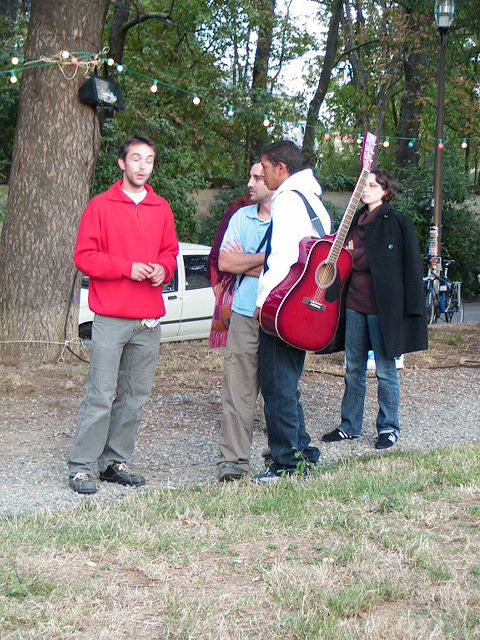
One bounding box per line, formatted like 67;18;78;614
248;0;276;165
396;51;427;166
302;0;343;167
108;0;132;65
341;0;369;134
0;0;18;21
0;0;109;363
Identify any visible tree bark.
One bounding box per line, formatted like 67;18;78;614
341;0;369;134
396;50;428;166
0;0;109;363
302;0;343;167
107;0;133;65
0;0;18;21
248;0;276;165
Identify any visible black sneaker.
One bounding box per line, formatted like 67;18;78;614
218;462;247;483
69;472;97;494
99;462;145;486
375;432;398;450
322;428;358;442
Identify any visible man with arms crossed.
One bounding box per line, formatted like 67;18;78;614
217;162;273;482
254;140;331;484
69;136;179;494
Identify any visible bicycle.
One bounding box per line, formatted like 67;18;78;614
423;259;464;325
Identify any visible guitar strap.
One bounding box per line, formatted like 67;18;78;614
264;190;325;273
292;190;326;238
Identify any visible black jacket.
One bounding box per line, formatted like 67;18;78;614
326;202;428;358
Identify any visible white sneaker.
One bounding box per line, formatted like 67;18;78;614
252;467;281;485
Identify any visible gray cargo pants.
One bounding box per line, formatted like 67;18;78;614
68;314;162;476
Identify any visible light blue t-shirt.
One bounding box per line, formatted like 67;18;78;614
220;204;270;318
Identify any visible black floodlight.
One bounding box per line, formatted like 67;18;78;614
78;76;125;112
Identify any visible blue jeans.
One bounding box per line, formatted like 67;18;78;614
341;309;399;437
259;329;319;472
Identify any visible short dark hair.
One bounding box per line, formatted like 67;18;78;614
118;136;156;161
261;140;303;175
371;169;398;202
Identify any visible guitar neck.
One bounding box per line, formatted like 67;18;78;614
328;168;370;263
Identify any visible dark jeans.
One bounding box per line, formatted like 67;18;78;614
259;329;319;472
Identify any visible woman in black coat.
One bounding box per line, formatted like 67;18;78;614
322;169;428;449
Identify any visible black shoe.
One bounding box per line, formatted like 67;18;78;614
69;472;97;494
218;462;247;483
322;428;358;442
375;432;398;450
99;462;145;486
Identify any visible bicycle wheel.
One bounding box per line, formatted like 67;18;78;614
445;282;464;323
425;288;436;324
453;283;464;323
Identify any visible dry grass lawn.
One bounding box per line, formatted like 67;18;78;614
1;446;479;639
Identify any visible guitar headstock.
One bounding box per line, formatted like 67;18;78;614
360;132;377;171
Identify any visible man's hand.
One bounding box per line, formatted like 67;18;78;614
147;263;166;287
131;262;154;281
253;307;261;324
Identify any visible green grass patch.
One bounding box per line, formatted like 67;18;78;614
0;444;479;638
438;333;464;347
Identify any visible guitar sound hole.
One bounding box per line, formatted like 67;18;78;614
315;262;336;288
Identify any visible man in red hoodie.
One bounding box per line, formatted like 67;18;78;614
68;136;179;494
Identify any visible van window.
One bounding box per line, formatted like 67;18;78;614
184;254;209;291
162;271;178;294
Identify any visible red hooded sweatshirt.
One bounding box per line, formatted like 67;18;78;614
74;180;179;320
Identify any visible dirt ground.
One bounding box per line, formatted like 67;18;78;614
0;324;479;515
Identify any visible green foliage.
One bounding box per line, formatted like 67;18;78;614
315;144;361;191
0;185;7;225
0;12;28;182
395;152;480;297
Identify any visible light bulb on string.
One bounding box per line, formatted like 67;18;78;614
461;139;468;149
323;132;331;142
227;104;234;118
356;134;363;145
382;137;390;148
60;50;70;60
70;56;78;65
11;56;19;66
408;139;416;149
150;80;158;93
107;58;115;66
192;94;200;105
8;71;17;84
262;114;271;127
116;64;124;74
437;139;444;150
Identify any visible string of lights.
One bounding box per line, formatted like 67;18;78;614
1;49;478;148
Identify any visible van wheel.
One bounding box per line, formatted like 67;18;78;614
79;322;92;340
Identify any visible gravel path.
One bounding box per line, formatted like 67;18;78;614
1;332;479;517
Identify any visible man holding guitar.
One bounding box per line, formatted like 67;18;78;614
253;140;331;484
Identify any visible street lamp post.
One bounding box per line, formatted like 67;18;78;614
430;0;455;274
